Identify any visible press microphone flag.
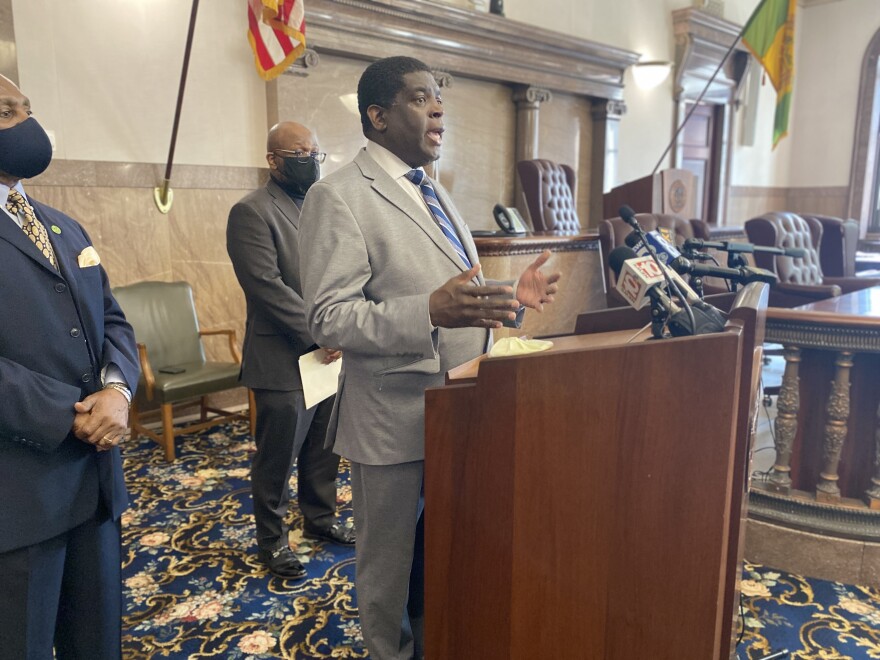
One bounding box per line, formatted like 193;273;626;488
612;251;678;311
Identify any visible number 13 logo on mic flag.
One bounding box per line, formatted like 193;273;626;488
616;256;666;309
247;0;306;81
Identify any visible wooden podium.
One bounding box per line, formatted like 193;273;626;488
602;168;697;220
424;285;767;660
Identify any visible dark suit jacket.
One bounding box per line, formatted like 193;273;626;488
227;178;315;391
0;197;139;553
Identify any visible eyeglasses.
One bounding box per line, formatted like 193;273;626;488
273;149;326;164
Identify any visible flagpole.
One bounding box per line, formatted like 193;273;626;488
154;0;201;214
650;0;768;176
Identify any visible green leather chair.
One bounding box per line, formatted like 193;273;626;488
112;281;255;461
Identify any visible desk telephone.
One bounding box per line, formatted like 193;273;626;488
492;204;528;234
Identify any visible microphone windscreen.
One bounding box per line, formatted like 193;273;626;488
609;246;638;276
619;205;636;222
624;231;642;248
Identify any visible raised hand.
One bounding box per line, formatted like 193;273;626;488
429;264;521;329
516;249;561;312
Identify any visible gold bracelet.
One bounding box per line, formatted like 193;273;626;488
103;382;132;407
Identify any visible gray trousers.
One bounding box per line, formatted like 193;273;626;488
351;460;425;660
251;389;339;551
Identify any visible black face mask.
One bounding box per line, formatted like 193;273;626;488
0;117;53;180
277;156;320;197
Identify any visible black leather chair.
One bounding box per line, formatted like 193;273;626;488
745;212;880;308
112;281;255;461
516;159;581;234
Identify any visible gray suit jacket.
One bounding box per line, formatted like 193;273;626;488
227;178;315;391
298;148;490;465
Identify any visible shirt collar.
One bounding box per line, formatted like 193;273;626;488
1;181;28;208
365;140;424;182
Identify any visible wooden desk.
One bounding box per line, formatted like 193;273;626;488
474;231;606;338
756;287;880;523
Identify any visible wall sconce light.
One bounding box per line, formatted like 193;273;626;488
632;60;672;90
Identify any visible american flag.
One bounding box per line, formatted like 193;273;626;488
247;0;306;81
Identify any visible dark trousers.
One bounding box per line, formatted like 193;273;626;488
0;506;122;660
251;389;340;551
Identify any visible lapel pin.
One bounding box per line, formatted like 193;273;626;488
51;225;62;234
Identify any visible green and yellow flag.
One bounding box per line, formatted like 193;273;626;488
742;0;797;148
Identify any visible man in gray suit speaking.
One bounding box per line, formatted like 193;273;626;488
298;57;560;659
227;122;355;582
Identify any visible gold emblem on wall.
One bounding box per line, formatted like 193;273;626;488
669;179;687;214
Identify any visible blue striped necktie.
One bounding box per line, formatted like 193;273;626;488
405;169;472;269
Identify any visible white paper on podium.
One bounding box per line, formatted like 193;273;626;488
298;348;342;409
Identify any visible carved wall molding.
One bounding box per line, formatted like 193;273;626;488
303;0;638;99
474;235;599;257
512;85;553;107
846;27;880;234
672;7;750;104
432;70;454;88
765;321;880;353
591;99;627;121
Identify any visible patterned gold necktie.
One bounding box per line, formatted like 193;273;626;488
5;190;57;269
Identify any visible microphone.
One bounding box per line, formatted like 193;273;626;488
624;229;681;266
610;246;728;337
619;204;640;229
670;257;778;285
609;246;679;312
682;238;807;259
624;232;703;302
626;232;778;285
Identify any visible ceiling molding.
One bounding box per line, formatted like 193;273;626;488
303;0;640;99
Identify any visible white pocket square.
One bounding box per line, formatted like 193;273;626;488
77;246;101;268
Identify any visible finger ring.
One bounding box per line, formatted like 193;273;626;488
101;436;114;446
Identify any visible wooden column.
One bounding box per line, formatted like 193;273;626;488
867;401;880;509
590;99;626;224
512;85;552;225
768;345;801;493
816;351;854;502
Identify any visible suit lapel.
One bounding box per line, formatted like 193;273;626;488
266;178;301;228
355;149;467;273
0;202;64;278
31;202;78;297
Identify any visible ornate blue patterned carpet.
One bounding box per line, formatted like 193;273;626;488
121;420;880;659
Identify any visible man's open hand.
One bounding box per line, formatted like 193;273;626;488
516;250;561;312
429;264;521;329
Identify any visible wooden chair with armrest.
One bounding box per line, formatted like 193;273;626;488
112;280;256;462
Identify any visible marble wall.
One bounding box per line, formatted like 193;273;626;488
728;185;850;226
21;51;604;408
537;92;593;225
273;55;528;232
27;160;261;368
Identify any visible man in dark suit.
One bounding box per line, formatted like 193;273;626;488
298;57;559;659
0;74;139;659
226;121;355;581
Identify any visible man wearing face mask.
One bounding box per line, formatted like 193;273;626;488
0;75;139;658
226;121;354;581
